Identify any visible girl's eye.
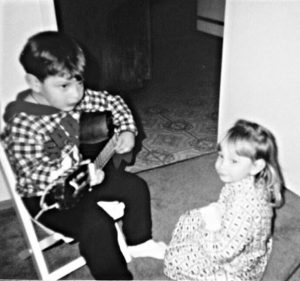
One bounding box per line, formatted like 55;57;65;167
231;159;238;164
61;84;68;89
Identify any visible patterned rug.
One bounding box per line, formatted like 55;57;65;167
126;92;219;173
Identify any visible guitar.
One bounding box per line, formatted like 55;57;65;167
40;111;132;210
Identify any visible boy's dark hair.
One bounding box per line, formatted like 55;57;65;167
19;31;86;81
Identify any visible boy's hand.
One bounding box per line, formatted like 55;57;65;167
114;131;135;154
88;163;105;186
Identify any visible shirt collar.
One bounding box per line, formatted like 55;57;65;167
3;89;60;123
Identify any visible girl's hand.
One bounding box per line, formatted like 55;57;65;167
114;131;135;154
200;203;222;231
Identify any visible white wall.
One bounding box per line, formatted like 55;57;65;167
0;0;57;202
218;0;300;196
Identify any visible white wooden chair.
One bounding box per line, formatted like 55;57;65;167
0;142;131;280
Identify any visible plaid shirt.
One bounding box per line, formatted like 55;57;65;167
1;89;137;197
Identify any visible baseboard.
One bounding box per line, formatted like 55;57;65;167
0;199;12;211
196;17;223;37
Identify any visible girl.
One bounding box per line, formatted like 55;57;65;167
164;119;284;281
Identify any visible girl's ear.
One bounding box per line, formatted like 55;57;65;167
251;159;266;176
25;74;42;93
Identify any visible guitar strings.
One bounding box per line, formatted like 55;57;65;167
94;135;117;169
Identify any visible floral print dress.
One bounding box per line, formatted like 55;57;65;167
164;177;273;281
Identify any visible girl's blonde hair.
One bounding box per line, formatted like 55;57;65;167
224;119;284;208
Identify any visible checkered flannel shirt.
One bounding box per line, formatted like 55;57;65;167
1;89;137;197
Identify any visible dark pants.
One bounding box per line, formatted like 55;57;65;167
23;167;152;280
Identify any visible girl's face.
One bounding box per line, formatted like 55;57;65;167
215;140;257;184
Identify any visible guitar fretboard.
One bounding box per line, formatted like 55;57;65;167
94;134;117;169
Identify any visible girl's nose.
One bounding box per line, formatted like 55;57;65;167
216;159;227;172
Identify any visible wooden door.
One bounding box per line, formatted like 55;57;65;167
54;0;151;91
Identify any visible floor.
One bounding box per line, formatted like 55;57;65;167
125;0;222;173
1;1;300;280
1;153;300;280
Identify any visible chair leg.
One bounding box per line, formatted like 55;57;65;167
19;234;62;260
47;256;86;281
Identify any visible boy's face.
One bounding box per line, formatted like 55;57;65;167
35;75;84;111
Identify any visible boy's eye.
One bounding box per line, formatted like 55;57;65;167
231;159;238;164
60;84;68;89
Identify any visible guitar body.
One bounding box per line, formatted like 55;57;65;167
43;111;132;210
79;111;113;160
42;163;90;210
79;111;132;165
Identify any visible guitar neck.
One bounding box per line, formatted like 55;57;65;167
93;134;117;169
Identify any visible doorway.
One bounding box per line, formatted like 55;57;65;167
54;0;151;91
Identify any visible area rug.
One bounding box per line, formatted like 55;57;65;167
126;96;218;173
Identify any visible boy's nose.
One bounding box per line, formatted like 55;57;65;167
70;83;83;98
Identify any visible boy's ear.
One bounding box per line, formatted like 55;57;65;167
25;74;42;92
250;159;266;176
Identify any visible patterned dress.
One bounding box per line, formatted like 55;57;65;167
164;177;273;281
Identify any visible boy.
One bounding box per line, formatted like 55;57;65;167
1;31;166;280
